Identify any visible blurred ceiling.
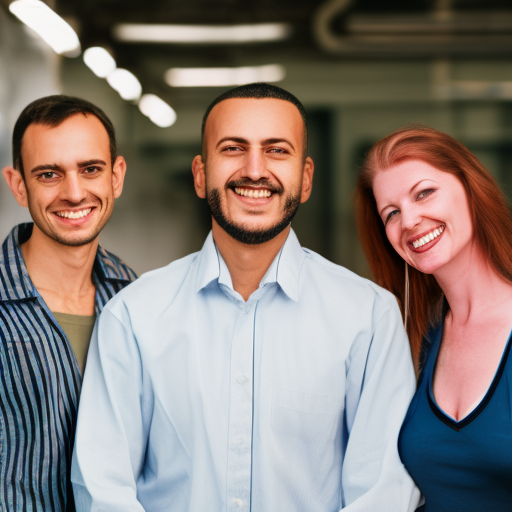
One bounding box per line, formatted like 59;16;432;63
5;0;512;105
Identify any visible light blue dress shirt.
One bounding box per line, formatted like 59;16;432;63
72;229;419;512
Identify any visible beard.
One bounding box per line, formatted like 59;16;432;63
42;228;102;247
31;214;105;247
206;180;301;245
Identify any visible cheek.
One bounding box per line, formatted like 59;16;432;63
89;180;115;198
385;225;407;256
26;188;52;207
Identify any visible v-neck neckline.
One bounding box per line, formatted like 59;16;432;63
427;321;512;432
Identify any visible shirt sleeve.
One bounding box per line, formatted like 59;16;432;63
340;293;421;512
71;302;148;512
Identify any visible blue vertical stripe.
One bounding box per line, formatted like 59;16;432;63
0;223;136;512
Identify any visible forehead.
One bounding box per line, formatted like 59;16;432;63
204;97;304;145
21;114;110;163
373;159;464;205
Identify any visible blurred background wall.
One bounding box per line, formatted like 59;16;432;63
1;0;512;277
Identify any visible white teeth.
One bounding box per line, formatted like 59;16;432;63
56;208;92;219
234;187;271;198
412;225;444;249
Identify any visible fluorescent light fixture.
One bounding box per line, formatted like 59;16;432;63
113;23;291;44
83;47;116;78
9;0;80;56
165;64;286;88
106;68;142;101
138;94;177;128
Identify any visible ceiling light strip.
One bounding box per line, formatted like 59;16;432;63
165;64;286;87
106;68;142;101
9;0;80;56
83;47;116;78
113;23;291;44
138;94;177;127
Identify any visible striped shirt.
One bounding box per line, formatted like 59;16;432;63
0;223;136;512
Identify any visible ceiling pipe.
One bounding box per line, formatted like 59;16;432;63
313;0;354;54
313;0;512;56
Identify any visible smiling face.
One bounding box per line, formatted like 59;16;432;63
372;159;474;276
192;97;313;245
15;114;125;247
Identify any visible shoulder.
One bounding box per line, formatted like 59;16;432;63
100;248;138;282
301;248;399;311
103;251;199;313
418;322;443;378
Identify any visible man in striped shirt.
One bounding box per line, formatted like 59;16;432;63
0;95;136;512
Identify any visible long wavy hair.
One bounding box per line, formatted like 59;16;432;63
355;126;512;368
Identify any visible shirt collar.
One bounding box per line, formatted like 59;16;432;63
0;223;133;302
195;228;306;302
93;245;136;282
0;223;36;301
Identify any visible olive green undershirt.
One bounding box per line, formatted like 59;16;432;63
52;312;96;374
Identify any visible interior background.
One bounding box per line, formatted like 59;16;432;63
1;0;512;277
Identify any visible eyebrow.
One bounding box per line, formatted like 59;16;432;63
29;159;107;174
378;179;432;217
215;136;296;151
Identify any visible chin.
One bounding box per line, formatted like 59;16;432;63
409;258;446;276
46;226;102;247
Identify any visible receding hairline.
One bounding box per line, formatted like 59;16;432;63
201;96;308;161
20;112;112;161
12;94;118;177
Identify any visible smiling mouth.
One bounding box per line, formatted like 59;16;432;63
411;224;445;249
234;187;272;199
55;208;92;220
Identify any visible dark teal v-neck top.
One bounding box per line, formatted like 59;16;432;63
399;323;512;511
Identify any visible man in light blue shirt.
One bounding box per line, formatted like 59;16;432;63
71;83;419;512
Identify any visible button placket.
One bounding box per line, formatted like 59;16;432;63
226;301;256;512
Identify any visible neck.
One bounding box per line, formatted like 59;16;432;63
434;243;512;324
212;220;290;301
22;224;98;315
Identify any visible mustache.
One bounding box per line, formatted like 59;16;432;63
226;178;283;195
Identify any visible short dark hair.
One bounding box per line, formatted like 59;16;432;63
12;95;117;176
201;82;308;161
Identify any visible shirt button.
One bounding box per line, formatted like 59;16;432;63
235;498;243;507
237;375;248;385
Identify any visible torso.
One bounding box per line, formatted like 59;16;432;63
433;312;512;421
399;321;512;511
52;311;96;373
35;283;96;316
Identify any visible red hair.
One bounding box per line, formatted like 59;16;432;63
355;126;512;369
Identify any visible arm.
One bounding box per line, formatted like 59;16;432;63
71;301;148;512
340;293;421;511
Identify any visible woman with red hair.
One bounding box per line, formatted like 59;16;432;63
355;126;512;511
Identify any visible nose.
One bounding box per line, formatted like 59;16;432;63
240;148;270;181
400;205;421;231
61;172;87;204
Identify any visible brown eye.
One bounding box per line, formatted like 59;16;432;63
39;172;57;180
417;188;435;200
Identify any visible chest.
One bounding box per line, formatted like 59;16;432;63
433;320;511;421
400;359;512;511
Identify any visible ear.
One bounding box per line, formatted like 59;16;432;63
111;156;127;199
191;155;206;199
2;166;28;207
300;157;314;203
